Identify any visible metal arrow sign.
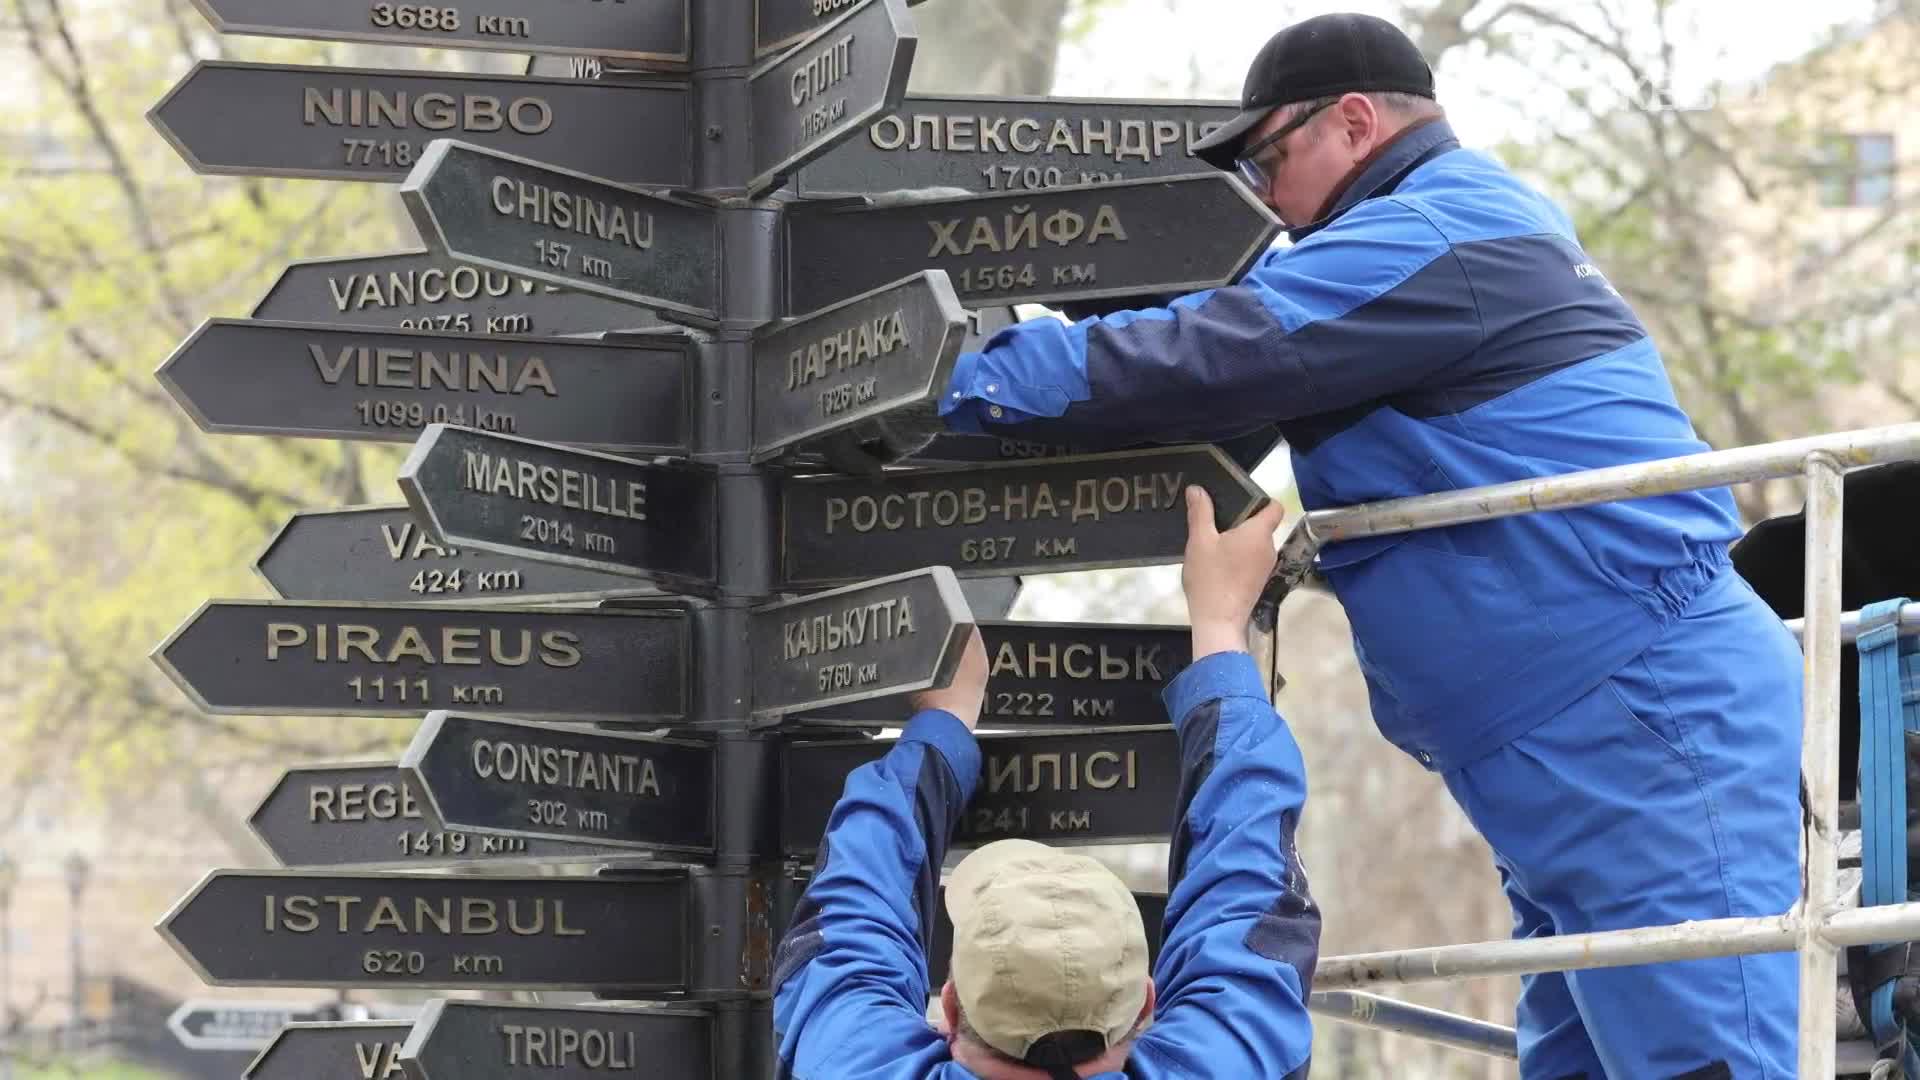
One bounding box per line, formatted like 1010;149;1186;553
783;172;1281;313
754;0;929;57
795;620;1190;727
783;726;1179;855
796;94;1242;197
168;999;336;1051
402;139;719;321
254;505;657;605
402;713;717;853
746;0;916;196
151;600;689;720
148;61;691;185
398;425;717;587
748;566;974;717
400;1000;716;1080
250;250;663;335
780;444;1269;586
249;762;622;869
186;0;691;63
158;870;692;991
751;270;967;459
245;1022;414;1079
156;319;691;451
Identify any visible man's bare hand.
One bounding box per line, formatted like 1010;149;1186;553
910;626;989;731
1182;486;1288;659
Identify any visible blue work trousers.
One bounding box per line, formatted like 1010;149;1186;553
1443;566;1804;1079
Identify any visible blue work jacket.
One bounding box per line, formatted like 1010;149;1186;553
771;651;1318;1078
938;119;1745;772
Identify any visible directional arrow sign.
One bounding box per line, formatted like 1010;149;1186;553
912;426;1287;478
783;726;1178;855
749;566;973;716
168;999;335;1051
780;444;1267;586
250;250;662;335
245;1022;413;1080
149;62;691;186
797;94;1240;196
403;140;719;321
399;425;717;587
747;0;915;196
159;870;690;990
403;713;715;853
402;999;715;1080
187;0;690;63
796;621;1189;726
255;505;656;605
152;600;688;720
754;0;928;57
752;270;966;459
157;319;690;451
250;763;622;869
784;173;1281;313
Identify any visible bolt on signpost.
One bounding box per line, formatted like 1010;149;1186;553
146;1;1287;1073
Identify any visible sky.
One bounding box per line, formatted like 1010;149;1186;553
1053;0;1882;149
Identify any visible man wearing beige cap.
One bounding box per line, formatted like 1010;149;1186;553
773;488;1318;1078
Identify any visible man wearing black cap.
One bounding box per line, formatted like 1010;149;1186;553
930;11;1804;1080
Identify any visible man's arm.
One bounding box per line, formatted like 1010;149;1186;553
1127;488;1317;1078
938;197;1480;446
771;633;988;1080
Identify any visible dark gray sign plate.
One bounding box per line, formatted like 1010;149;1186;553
753;0;927;57
189;0;690;62
911;424;1286;477
250;763;621;868
403;713;715;852
403;140;717;321
796;621;1189;726
796;94;1239;196
159;870;689;990
256;505;656;605
784;173;1280;313
780;444;1267;586
752;270;965;458
401;998;713;1080
399;425;716;587
959;576;1022;620
157;319;689;451
784;726;1177;854
245;1021;413;1079
251;250;661;335
152;600;689;720
148;61;690;185
926;889;1167;988
749;566;973;716
747;0;915;196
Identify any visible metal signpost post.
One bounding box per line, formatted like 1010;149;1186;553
147;1;1290;1073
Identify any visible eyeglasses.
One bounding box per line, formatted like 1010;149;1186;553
1233;99;1337;191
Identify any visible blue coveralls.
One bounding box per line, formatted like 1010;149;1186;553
772;651;1321;1078
937;117;1805;1077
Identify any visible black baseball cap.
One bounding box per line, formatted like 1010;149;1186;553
1192;13;1436;171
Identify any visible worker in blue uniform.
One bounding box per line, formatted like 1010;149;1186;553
929;12;1806;1079
773;489;1319;1078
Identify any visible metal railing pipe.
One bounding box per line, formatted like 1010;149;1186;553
1309;990;1517;1060
1314;913;1802;990
1785;602;1920;644
1272;422;1920;584
1798;452;1847;1080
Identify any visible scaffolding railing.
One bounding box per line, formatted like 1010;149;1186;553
1267;421;1920;1077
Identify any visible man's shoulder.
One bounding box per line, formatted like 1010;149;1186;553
1386;147;1579;245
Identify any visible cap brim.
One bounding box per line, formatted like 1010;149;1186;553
1192;106;1272;171
945;839;1055;927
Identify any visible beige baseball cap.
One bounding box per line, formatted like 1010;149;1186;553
944;839;1152;1063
